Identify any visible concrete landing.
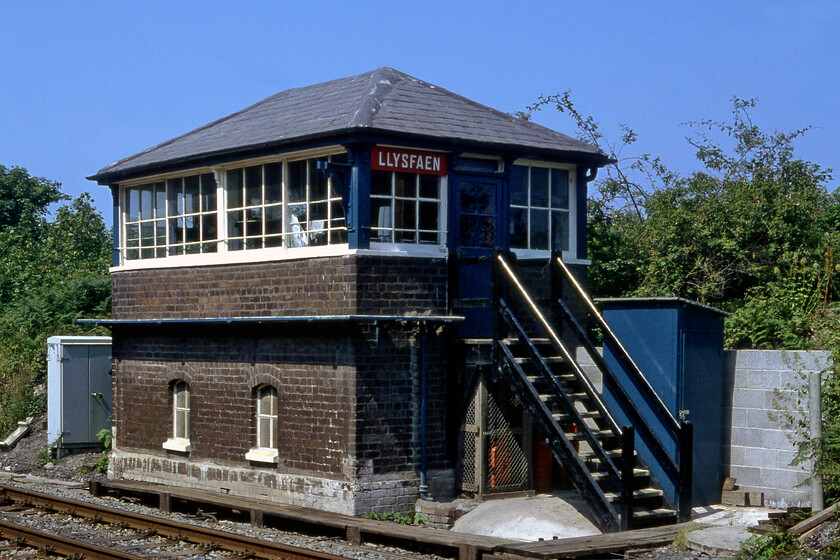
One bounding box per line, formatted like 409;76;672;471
451;492;600;541
686;525;753;555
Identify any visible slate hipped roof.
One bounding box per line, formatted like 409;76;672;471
90;67;608;183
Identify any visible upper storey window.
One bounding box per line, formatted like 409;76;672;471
370;171;443;245
124;174;218;260
509;163;574;255
119;151;348;264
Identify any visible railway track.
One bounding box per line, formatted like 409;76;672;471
0;483;418;560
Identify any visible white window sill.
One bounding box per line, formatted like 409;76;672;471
162;438;191;453
245;448;279;464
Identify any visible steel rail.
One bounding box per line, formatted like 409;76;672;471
0;483;356;560
0;517;145;560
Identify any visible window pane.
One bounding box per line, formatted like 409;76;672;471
201;214;217;241
551;168;569;209
183;176;199;214
287;160;306;203
371;170;391;196
509;209;526;249
227;210;244;243
155;183;167;217
258;418;271;448
264;163;282;204
167;179;181;216
419;175;439;199
226;169;243;209
530;167;549;207
245;208;262;237
510;166;528;206
419;201;438;233
127;187;140;222
551;211;570;251
184;215;200;243
140;185;154;221
395;173;416;198
245;166;262;207
265;205;283;235
201;174;217;212
530;209;549;250
169;218;183;245
371;199;392;242
310;158;328;201
394;198;416;232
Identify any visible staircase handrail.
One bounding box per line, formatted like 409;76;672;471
553;256;681;436
495;254;622;435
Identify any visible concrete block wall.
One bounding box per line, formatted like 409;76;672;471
723;349;831;508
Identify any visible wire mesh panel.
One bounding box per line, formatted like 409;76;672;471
485;387;529;493
458;389;479;493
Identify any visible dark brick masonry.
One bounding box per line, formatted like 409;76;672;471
110;255;451;513
111;255;447;320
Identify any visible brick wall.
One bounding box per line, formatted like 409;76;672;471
113;324;356;476
112;255;447;320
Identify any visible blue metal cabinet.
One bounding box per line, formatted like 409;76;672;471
598;298;727;506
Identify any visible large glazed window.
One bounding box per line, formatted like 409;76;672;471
509;164;572;254
124;174;217;260
226;154;347;251
370;170;443;244
119;151;348;263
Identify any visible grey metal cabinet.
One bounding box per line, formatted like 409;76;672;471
47;336;112;452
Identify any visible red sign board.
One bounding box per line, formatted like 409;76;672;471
371;147;447;176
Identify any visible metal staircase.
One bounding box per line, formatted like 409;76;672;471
490;252;693;532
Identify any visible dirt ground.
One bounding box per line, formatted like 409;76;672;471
0;414;106;483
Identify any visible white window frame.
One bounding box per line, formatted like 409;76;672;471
245;385;279;464
115;147;450;271
163;380;190;452
509;159;578;262
369;170;447;248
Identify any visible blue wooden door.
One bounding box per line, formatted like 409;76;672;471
453;177;502;338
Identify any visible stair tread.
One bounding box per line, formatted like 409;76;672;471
550;410;600;420
566;429;616;441
591;468;649;481
604;488;664;502
515;356;565;364
632;507;678;519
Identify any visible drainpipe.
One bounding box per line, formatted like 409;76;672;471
418;322;429;500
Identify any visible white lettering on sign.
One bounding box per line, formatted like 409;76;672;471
371;147;447;176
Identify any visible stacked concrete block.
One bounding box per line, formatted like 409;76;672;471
723;349;831;508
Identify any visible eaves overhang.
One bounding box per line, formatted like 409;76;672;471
88;127;612;186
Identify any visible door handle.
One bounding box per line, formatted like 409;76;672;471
90;392;103;399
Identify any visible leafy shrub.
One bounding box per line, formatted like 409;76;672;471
735;531;797;559
363;510;423;525
95;428;111;473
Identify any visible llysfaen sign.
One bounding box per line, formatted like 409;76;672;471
371;147;447;176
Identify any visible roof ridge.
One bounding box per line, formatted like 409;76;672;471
348;67;401;127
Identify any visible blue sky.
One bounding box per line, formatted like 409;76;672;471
1;2;837;226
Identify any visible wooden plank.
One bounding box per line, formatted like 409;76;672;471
93;479;520;552
495;524;690;559
790;503;838;536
